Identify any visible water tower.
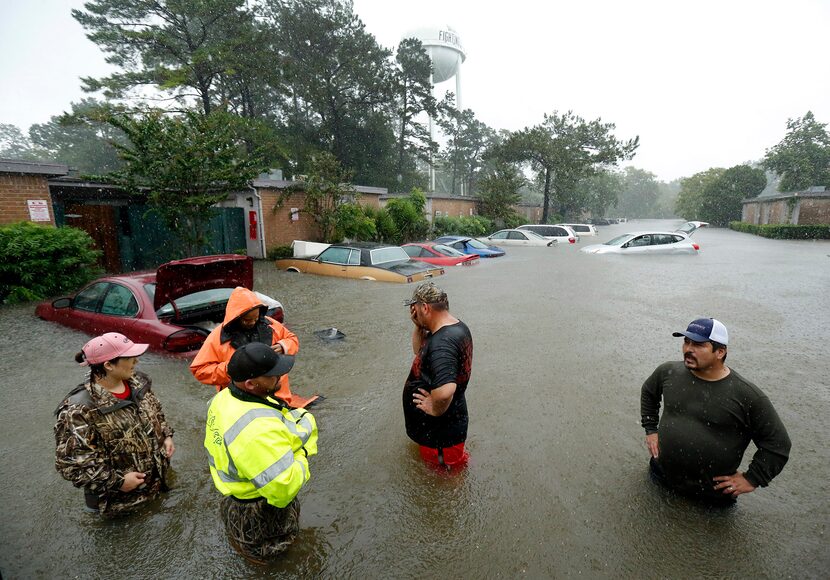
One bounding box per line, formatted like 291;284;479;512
403;26;466;192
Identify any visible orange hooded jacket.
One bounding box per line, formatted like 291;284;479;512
189;287;316;407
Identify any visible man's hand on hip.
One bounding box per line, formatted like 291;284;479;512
713;472;756;497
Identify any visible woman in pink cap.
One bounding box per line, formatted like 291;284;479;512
54;333;175;516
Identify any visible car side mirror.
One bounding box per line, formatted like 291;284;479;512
621;243;629;249
52;297;72;309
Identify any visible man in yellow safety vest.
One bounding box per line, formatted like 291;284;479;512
205;342;318;563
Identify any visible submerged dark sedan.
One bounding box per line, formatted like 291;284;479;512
275;243;445;283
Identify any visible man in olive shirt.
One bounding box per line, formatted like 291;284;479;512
641;318;791;502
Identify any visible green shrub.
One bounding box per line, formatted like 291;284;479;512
335;202;376;241
361;206;398;243
267;245;294;260
432;215;493;238
385;193;430;243
729;222;830;239
502;213;527;229
0;222;102;304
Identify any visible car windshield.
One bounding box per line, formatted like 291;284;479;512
432;244;464;257
523;230;547;240
146;284;235;316
370;246;410;264
467;239;490;249
603;234;633;246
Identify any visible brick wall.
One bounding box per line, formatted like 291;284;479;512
766;200;787;223
357;192;381;209
432;197;478;218
516;205;543;222
0;174;55;226
259;188;320;248
742;203;759;224
798;198;830;225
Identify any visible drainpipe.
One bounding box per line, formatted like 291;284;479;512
249;185;266;259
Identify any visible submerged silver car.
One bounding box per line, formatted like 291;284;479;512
580;232;699;255
580;222;707;255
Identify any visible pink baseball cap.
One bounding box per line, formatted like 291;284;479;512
80;333;149;365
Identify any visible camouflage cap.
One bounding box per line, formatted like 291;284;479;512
403;282;448;306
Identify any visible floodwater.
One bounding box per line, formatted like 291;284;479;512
1;220;828;578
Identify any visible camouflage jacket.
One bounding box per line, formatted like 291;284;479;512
54;371;174;516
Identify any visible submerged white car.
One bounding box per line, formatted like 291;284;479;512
581;221;707;255
482;229;557;246
580;231;700;255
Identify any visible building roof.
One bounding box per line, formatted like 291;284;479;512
742;189;830;204
379;191;477;201
0;158;68;176
252;178;387;196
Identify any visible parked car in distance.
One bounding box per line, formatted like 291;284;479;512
581;231;701;255
482;229;557;246
402;243;480;267
433;236;506;257
35;255;282;357
275;243;444;283
589;218;614;226
517;224;577;244
557;223;598;237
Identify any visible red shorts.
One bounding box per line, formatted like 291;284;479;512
418;442;469;470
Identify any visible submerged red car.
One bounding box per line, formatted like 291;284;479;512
401;243;480;267
35;255;283;357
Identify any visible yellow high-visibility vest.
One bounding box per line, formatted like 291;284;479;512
204;388;318;507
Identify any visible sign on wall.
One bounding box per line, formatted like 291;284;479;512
27;200;51;222
290;207;299;222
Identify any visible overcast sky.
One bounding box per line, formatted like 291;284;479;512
2;0;828;182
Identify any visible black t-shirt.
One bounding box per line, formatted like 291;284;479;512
403;321;473;448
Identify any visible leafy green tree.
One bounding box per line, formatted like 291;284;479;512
288;151;368;243
764;111;830;192
476;163;524;224
655;179;682;218
384;189;430;243
28;99;126;175
615;167;661;218
699;165;767;226
437;102;497;195
392;38;437;191
109;110;266;255
499;111;638;222
269;0;396;184
675;168;725;220
570;170;623;219
73;0;258;114
0;123;38;160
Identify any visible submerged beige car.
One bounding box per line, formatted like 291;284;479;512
276;243;445;283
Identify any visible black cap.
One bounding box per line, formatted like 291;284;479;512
228;342;295;383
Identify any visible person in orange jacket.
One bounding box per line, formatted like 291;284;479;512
190;287;318;408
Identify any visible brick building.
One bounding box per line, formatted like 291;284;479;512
250;179;386;251
741;187;830;225
379;192;479;222
0;159;68;226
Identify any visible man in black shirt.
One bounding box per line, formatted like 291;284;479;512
641;317;791;502
403;282;473;470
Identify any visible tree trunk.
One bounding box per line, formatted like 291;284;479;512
542;169;552;223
